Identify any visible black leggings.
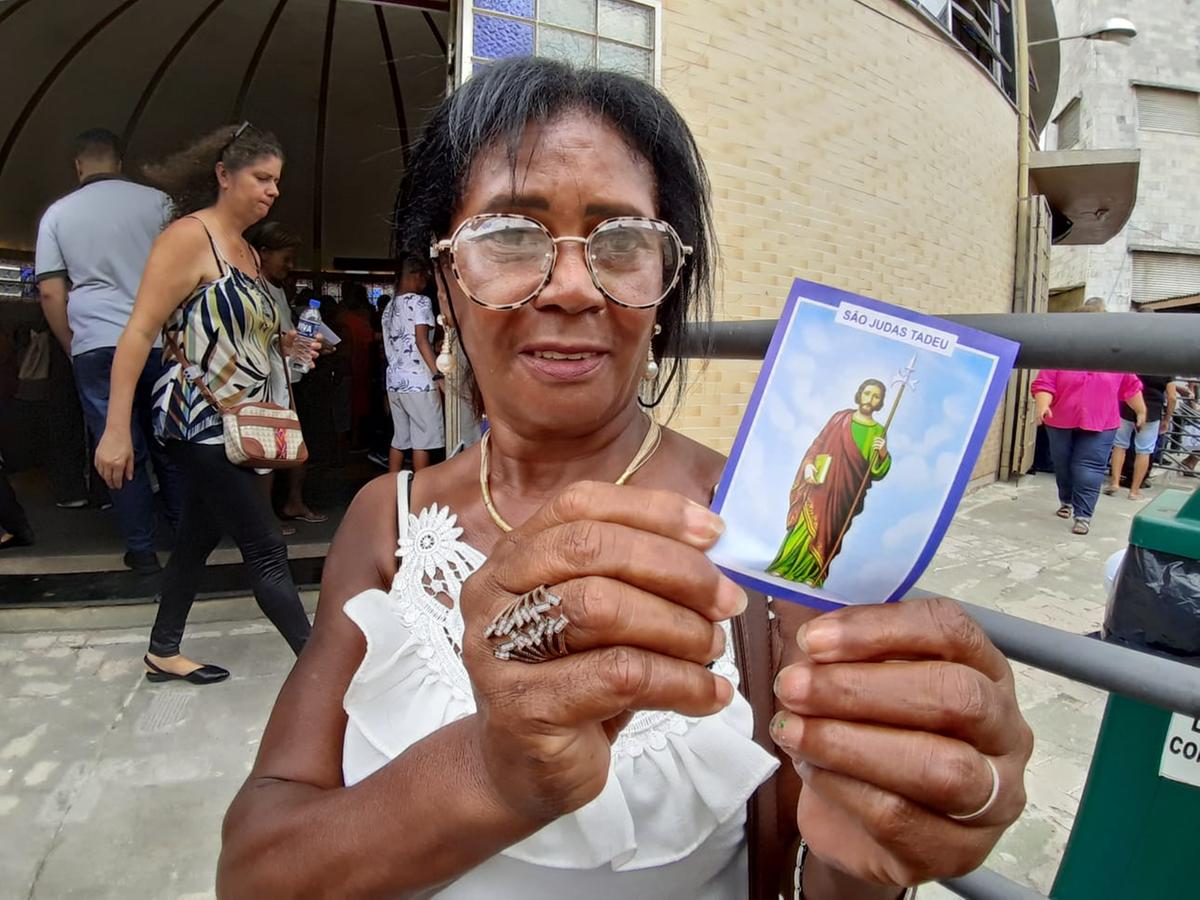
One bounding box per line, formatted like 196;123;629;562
149;441;311;658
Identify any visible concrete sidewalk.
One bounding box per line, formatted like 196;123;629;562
0;473;1177;899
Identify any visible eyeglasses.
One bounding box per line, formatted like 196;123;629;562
430;213;693;310
217;121;251;163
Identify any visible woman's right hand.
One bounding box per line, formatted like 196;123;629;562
459;481;743;826
95;427;135;490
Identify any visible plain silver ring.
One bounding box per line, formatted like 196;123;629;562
948;757;1000;822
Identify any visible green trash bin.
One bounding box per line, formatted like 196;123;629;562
1051;487;1200;899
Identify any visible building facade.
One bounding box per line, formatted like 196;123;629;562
1048;0;1200;312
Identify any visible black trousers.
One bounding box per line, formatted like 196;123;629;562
149;441;311;658
0;467;32;540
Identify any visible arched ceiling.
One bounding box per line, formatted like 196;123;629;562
0;0;450;269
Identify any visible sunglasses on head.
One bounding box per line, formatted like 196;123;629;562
217;121;251;163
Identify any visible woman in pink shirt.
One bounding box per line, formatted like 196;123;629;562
1031;370;1145;534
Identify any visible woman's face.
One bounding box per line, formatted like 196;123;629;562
260;246;295;284
441;112;659;438
219;154;282;223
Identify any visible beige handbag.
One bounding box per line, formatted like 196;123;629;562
165;332;308;469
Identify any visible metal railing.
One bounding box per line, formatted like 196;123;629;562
1158;391;1200;475
683;310;1200;900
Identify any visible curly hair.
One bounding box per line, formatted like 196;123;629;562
394;56;716;415
143;123;284;218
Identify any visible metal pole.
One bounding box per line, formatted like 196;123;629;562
1012;0;1032;316
917;594;1200;717
940;866;1048;900
680;313;1200;376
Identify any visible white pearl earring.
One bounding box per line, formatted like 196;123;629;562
643;324;662;381
436;314;456;374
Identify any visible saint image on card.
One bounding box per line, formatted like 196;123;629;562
768;374;902;588
710;279;1018;611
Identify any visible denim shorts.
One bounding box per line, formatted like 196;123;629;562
1113;418;1158;454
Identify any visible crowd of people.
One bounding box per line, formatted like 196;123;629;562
0;122;454;682
2;129;456;531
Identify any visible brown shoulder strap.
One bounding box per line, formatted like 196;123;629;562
735;592;795;900
162;330;225;412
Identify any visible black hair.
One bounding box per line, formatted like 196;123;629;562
144;123;284;218
394;56;715;413
245;220;301;252
343;282;369;311
73;128;122;163
399;254;430;279
855;378;887;407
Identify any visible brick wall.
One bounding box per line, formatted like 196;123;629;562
654;0;1019;479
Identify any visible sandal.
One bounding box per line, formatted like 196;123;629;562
1071;518;1090;535
1056;505;1072;519
1102;485;1117;496
284;511;328;524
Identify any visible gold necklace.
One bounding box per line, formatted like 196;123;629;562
480;415;663;533
210;215;253;269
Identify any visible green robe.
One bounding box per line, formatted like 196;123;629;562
767;419;891;587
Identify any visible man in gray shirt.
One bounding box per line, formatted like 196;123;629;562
35;129;182;574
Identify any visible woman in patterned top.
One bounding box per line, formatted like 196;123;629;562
95;124;320;685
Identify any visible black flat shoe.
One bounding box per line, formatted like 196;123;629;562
143;655;230;685
0;532;34;550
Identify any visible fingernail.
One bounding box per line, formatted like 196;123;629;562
770;711;787;738
714;675;734;706
802;620;837;656
685;504;725;543
718;579;748;617
770;712;803;750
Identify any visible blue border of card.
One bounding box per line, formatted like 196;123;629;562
710;278;1019;611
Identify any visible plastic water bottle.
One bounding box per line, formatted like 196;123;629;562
290;299;322;375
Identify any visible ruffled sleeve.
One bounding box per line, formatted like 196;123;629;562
503;679;779;871
342;589;474;780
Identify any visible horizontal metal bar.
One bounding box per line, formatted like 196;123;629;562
913;593;1200;717
682;313;1200;376
940;866;1047;899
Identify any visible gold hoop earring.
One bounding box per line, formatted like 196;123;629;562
643;324;662;382
436;314;456;374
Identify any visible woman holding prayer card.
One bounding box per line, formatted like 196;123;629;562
219;58;1033;899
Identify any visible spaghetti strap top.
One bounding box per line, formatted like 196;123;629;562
152;216;283;445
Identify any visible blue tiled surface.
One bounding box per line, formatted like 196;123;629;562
474;0;535;18
474;13;535;58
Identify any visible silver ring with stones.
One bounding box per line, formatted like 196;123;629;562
484;585;570;664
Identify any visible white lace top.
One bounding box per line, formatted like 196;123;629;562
342;473;779;899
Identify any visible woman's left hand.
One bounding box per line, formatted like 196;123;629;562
281;330;324;367
771;597;1033;887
